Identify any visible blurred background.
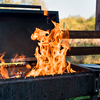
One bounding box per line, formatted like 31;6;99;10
0;0;96;31
0;0;99;65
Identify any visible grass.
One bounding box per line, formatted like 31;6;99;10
66;89;100;100
65;96;90;100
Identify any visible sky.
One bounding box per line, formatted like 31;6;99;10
43;0;96;19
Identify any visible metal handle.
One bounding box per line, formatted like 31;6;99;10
0;4;41;10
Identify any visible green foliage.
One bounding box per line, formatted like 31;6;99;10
61;15;100;64
60;15;95;30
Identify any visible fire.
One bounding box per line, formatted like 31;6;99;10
10;54;25;76
0;52;9;79
0;21;75;79
26;64;31;69
44;8;49;23
0;53;25;79
0;10;76;79
44;8;48;16
12;54;25;62
25;21;75;78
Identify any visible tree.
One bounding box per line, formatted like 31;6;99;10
60;15;95;31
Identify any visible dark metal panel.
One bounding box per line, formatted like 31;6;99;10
67;47;100;56
63;31;100;39
0;73;94;100
0;4;41;10
0;10;59;59
0;9;59;22
0;63;98;100
0;10;59;23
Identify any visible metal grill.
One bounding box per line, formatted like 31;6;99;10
0;4;99;100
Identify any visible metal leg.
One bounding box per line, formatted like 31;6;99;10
90;72;100;100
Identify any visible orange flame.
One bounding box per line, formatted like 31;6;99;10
25;21;75;78
12;54;25;62
44;8;49;23
0;52;9;79
26;64;31;69
10;54;25;76
44;8;48;16
0;53;26;79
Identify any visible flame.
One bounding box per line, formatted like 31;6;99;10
12;54;25;62
44;8;48;16
25;21;75;78
44;8;49;23
0;53;26;79
0;52;9;79
0;11;76;79
10;54;25;76
26;64;31;69
67;61;76;73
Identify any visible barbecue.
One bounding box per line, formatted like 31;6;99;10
0;3;99;100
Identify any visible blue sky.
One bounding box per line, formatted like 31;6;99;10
43;0;96;19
